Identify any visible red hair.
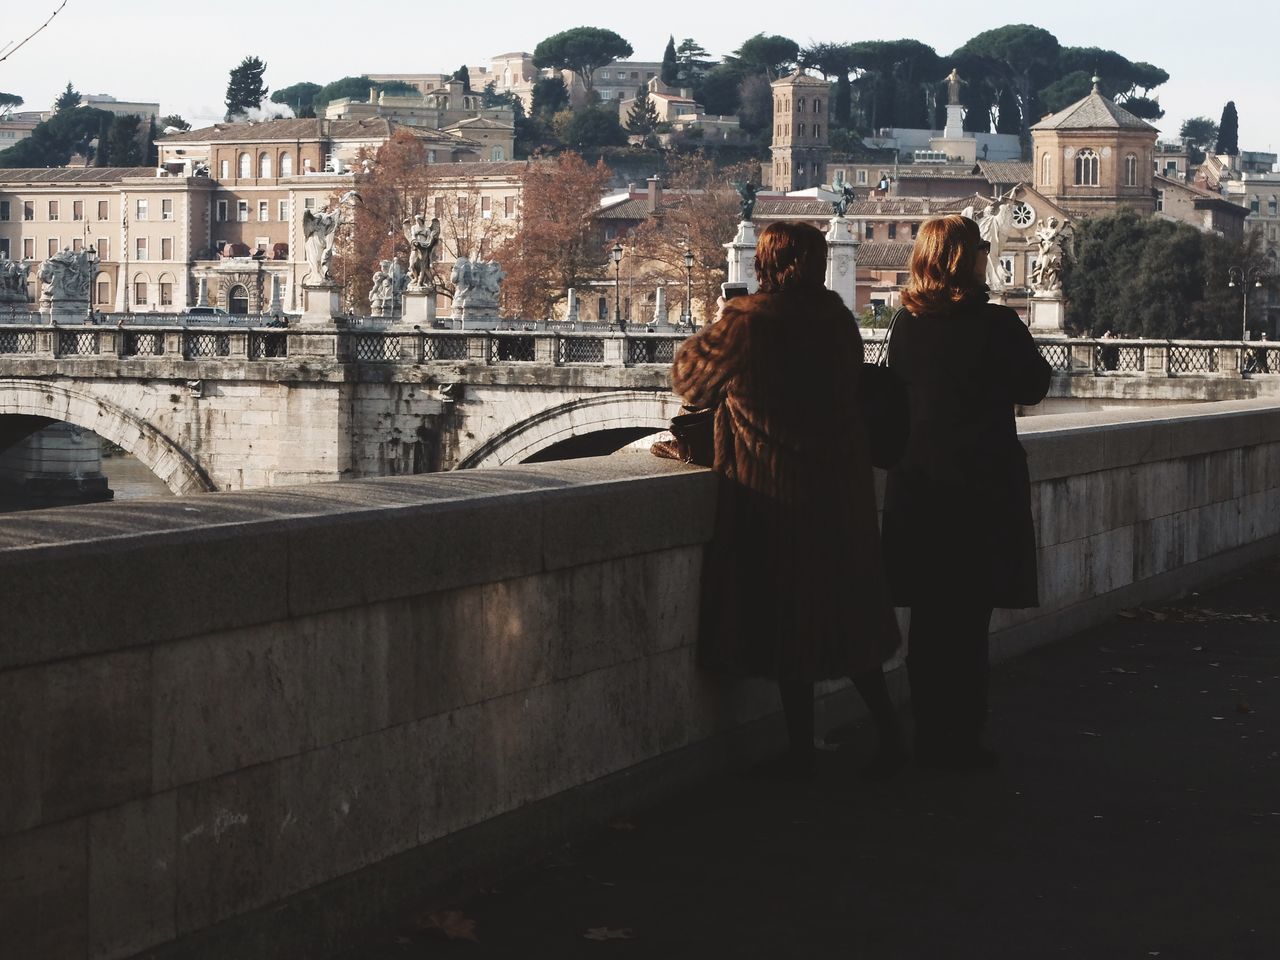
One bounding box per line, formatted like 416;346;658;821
753;222;828;293
899;215;987;316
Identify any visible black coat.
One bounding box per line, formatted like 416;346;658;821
881;302;1052;609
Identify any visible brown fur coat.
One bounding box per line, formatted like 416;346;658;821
672;289;900;680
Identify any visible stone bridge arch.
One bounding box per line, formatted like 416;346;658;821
0;379;216;494
457;390;684;469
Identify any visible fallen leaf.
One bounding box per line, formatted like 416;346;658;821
583;927;636;941
418;909;479;942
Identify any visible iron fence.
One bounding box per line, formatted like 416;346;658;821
250;332;288;359
1168;344;1219;374
58;331;99;356
1243;346;1278;375
186;332;231;358
0;330;35;353
626;337;679;364
488;335;536;363
125;332;163;357
557;337;605;364
355;335;401;362
1037;342;1072;371
422;335;469;361
1095;343;1144;372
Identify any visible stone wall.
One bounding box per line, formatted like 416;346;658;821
1;399;1278;960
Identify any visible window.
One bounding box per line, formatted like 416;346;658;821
815;124;821;138
457;197;467;217
98;200;109;220
237;200;249;222
491;146;505;161
798;122;805;137
48;238;58;257
48;200;59;220
815;99;821;113
1124;154;1138;187
1155;190;1164;212
864;223;874;240
1250;197;1260;213
23;238;34;258
259;152;272;178
96;280;109;304
1041;152;1051;185
797;97;805;111
1268;196;1278;216
504;196;516;218
72;238;83;252
136;238;148;261
220;159;230;179
161;237;173;260
160;282;173;306
258;200;269;221
427;150;437;164
136;199;148;220
161;199;173;220
481;197;492;219
0;201;8;221
73;200;84;220
216;199;228;222
134;281;148;305
280;153;293;177
278;199;289;221
304;198;316;211
856;169;867;185
303;157;313;173
23;201;33;221
911;223;919;239
0;238;8;258
97;238;109;260
999;256;1014;285
888;223;897;240
238;153;251;178
1074;148;1099;186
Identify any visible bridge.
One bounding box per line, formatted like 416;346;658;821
2;313;1279;492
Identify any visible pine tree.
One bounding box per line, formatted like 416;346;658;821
661;36;679;86
1215;101;1239;156
626;87;661;138
454;65;471;91
54;82;81;112
225;56;269;120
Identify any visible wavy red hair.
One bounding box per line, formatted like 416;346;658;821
899;215;987;316
753;222;828;293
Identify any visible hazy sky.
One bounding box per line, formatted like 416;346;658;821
2;0;1276;154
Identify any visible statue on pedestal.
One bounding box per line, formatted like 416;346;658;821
962;185;1022;292
38;247;94;303
403;213;442;289
302;190;360;284
946;68;963;105
0;258;31;302
733;180;758;222
450;257;505;315
1029;217;1075;298
830;173;856;218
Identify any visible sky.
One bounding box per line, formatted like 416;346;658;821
2;0;1276;155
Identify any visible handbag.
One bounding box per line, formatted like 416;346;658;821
651;404;716;466
858;309;910;468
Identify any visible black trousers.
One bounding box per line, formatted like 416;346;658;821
907;599;994;753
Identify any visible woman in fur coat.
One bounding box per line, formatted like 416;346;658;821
672;221;903;778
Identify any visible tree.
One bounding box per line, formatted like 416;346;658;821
698;64;743;116
532;28;633;96
954;25;1060;144
626;87;660;139
801;42;859;128
531;76;570;119
498;151;612;319
0;105;112;167
736;74;774;138
1179;116;1218;163
271;81;322;116
661;36;679;87
1216;101;1239;156
562;105;627;148
146;116;159;166
54;82;81;112
729;33;799;78
0;92;23;114
159;113;191;132
675;39;714;83
225;56;269;119
106;114;145;166
454;65;471;91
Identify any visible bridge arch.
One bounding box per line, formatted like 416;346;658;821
0;379;216;494
457;390;684;469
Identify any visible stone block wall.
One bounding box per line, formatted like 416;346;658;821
1;400;1279;960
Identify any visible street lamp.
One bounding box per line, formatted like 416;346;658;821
1228;266;1268;341
611;242;624;330
683;244;694;326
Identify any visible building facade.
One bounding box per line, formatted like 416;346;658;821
769;73;832;192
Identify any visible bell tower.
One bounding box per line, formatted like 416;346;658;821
770;72;831;192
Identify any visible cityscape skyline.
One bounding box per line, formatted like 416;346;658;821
0;0;1276;155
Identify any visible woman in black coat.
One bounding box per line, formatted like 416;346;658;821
880;215;1052;770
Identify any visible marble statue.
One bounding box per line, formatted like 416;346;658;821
369;260;394;314
38;247;94;302
302;190;360;284
830;173;856;218
963;185;1022;292
733;180;758;222
450;257;505;314
403;213;441;289
1029;217;1075;298
0;258;31;300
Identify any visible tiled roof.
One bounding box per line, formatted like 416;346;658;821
1030;92;1156;132
0;167;155;182
158;118;402;143
857;242;914;269
756;196;966;218
977;161;1033;184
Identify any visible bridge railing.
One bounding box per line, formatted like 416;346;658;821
2;320;1278;376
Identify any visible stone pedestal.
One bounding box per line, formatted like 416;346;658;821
565;288;580;324
825;216;860;314
402;289;438;327
724;221;759;295
1028;297;1067;336
46;299;91;324
301;283;341;326
195;278;211;309
267;276;283;316
943;103;965;140
651;286;668;325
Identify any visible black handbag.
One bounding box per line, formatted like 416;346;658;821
651;404;716;466
858;310;910;468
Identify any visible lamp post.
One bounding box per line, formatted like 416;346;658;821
1228;266;1267;341
611;242;624;331
683;245;694;326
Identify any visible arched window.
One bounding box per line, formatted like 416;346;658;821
228;284;250;315
1074;148;1099;187
238;152;251;178
815;124;821;139
796;97;804;112
491;145;505;161
1041;152;1051;185
798;122;806;137
280;153;293;177
259;152;272;178
1124;153;1138;187
814;99;822;113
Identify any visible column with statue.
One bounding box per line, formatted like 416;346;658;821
825;177;860;313
724;180;760;294
1027;216;1075;335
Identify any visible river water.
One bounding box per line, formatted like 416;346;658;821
0;451;171;514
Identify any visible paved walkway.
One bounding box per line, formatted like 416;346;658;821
344;558;1280;959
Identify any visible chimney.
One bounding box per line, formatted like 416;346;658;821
647;174;663;214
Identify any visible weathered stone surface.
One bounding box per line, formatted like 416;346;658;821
0;818;87;960
89;793;177;960
0;664;45;836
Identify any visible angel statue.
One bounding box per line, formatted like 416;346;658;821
403;213;442;289
1029;217;1075;298
302;190;361;284
962;185;1022;292
830;172;857;218
733;180;758;222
